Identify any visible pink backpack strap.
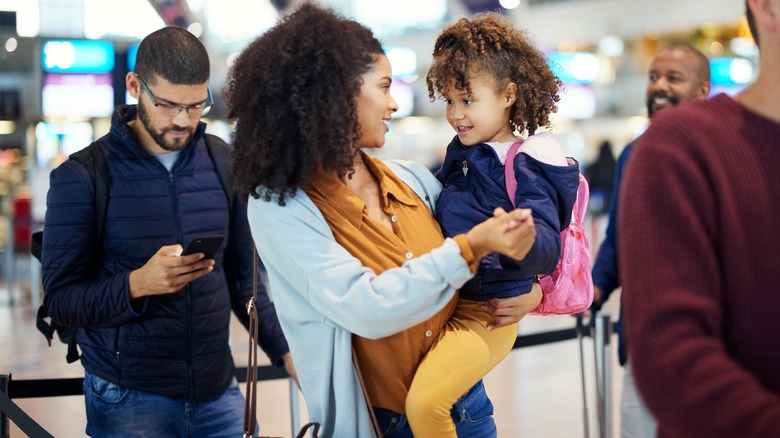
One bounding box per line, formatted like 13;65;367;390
504;140;524;207
573;171;590;226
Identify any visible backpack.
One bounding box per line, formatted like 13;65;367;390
504;139;594;315
31;134;235;363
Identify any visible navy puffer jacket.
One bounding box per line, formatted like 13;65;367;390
436;135;580;301
42;105;288;401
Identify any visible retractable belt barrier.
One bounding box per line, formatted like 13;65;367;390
1;317;616;438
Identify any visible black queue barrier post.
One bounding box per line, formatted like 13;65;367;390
1;374;8;438
0;373;56;438
592;313;614;438
600;314;613;438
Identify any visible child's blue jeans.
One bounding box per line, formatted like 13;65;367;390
375;380;497;437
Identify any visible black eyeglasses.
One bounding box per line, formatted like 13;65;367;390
136;74;213;118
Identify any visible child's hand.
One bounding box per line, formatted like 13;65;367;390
483;282;543;330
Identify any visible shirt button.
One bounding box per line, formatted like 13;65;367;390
391;215;398;223
405;252;413;259
425;330;433;337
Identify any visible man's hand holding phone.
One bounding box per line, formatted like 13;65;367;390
128;235;224;300
181;235;224;259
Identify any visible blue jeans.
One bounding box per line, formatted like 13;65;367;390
83;371;254;437
375;380;496;437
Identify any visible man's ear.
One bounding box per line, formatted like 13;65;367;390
749;0;779;35
699;80;711;99
504;82;518;108
126;72;141;100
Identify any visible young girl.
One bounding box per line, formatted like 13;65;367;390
405;12;581;436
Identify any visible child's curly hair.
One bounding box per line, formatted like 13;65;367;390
224;3;384;203
426;12;562;136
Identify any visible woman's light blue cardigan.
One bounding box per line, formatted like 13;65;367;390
247;160;476;437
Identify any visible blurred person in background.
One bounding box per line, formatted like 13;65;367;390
620;0;780;436
591;43;710;438
584;140;616;217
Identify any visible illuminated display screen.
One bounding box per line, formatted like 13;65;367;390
554;83;596;120
386;47;417;78
42;40;115;73
547;52;599;84
127;43;139;72
42;73;114;118
708;57;755;97
391;80;415;118
709;57;754;86
34;120;94;167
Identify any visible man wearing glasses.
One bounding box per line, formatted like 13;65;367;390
41;26;293;436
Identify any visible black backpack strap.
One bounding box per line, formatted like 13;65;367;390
35;308;79;362
36;306;57;346
65;334;80;363
34;142;108;363
70;142;109;245
62;142;108;363
31;230;43;263
32;142;108;263
203;134;234;213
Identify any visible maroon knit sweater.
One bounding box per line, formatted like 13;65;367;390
620;93;780;437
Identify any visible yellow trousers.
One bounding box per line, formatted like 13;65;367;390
406;299;518;437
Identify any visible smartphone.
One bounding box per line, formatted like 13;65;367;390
182;235;224;259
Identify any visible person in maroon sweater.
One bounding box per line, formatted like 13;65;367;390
592;43;710;438
619;1;780;436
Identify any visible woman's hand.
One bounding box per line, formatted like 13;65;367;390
483;282;543;330
466;207;536;260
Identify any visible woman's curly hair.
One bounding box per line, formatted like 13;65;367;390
224;3;384;203
426;12;562;136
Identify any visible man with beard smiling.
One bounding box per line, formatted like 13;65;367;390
590;43;710;438
41;27;292;436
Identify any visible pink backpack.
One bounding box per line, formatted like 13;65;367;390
504;140;594;315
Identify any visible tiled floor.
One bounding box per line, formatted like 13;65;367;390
1;256;623;437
